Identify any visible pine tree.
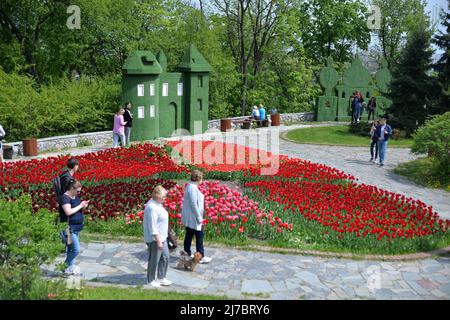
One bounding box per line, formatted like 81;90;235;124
387;20;436;135
432;0;450;115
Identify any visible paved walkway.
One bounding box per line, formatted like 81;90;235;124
42;242;450;299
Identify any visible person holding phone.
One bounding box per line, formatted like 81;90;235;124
61;178;90;275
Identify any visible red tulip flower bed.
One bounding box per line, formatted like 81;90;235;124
0;140;448;254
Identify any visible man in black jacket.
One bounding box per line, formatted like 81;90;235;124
57;157;79;222
123;102;133;146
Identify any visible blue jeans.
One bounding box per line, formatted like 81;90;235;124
65;231;80;267
378;140;388;165
184;227;204;257
124;127;131;146
113;133;125;148
370;140;378;160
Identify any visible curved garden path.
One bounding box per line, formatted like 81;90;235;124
43;241;450;299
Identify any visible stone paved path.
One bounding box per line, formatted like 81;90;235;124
43;242;450;300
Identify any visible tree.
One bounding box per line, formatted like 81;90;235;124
298;0;371;66
212;0;294;116
387;20;437;136
432;0;450;115
370;0;428;69
0;0;68;80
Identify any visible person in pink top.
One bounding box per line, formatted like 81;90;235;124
113;107;127;148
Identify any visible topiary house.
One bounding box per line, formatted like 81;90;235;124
121;44;212;141
317;56;392;122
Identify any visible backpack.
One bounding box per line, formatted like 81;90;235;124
52;171;70;223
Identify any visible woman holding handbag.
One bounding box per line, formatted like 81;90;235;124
61;179;90;275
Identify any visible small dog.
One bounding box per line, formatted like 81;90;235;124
176;251;202;272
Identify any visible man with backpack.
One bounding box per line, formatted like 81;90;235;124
53;157;79;222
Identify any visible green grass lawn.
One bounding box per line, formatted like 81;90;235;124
81;286;227;300
394;157;450;192
285;126;413;148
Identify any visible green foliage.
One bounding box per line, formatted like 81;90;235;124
76;138;93;148
286;126;413;148
372;0;429;68
0;195;62;266
411;112;450;175
394;157;450;191
0;266;81;300
0;195;73;300
349;122;372;137
432;0;450;115
298;0;371;65
387;21;438;136
0;69;120;141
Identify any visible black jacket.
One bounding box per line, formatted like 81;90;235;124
124;109;133;127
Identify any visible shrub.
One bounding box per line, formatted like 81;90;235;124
0;195;62;266
392;128;407;140
0;69;120;142
0;195;71;299
349;122;372;137
76;138;93;148
411;112;450;175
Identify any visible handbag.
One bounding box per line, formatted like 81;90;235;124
167;228;178;251
59;215;72;245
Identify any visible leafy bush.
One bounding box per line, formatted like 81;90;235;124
0;69;120;142
0;266;81;300
76;138;93;148
411;112;450;175
0;195;71;300
392;128;407;140
349;122;372;137
0;195;62;266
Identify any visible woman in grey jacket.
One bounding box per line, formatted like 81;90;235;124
182;170;212;264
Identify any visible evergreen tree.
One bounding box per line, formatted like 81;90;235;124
387;20;436;136
432;0;450;115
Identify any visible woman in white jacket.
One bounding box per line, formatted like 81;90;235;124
182;170;212;264
143;185;173;288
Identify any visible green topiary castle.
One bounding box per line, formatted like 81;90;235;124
317;56;392;122
121;44;212;141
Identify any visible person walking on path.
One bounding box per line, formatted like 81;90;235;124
369;120;380;163
0;123;6;163
367;97;376;121
60;179;90;275
113;107;127;148
123;102;133;147
55;157;80;221
143;185;173;288
182;170;212;264
375;118;392;167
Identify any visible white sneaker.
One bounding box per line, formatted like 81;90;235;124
64;266;75;275
200;256;212;264
72;266;83;276
158;278;172;286
150;280;162;288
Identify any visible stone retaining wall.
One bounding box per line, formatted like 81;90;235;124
7;131;113;156
207;112;315;130
5;112;315;156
